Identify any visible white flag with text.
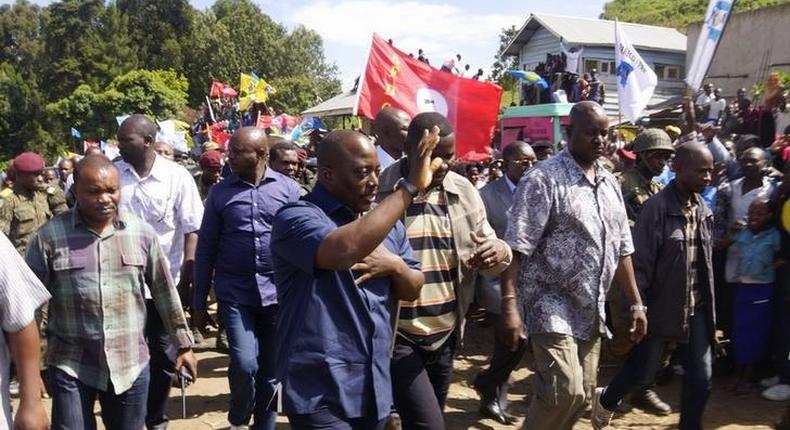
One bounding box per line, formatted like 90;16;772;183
614;20;657;123
686;0;735;90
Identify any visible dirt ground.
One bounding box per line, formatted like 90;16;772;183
14;323;787;429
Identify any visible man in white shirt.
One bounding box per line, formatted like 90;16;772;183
0;232;50;430
115;114;204;430
372;107;411;171
560;38;584;74
696;83;713;111
706;88;727;125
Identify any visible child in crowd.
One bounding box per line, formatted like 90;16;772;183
724;199;781;396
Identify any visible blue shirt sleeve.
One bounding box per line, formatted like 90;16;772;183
193;187;222;310
393;220;420;271
271;203;335;275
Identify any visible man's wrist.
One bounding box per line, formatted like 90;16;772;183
629;304;647;312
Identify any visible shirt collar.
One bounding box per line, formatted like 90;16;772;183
505;176;517;193
71;206;126;231
119;154;168;182
304;182;355;220
229;167;279;186
558;149;605;186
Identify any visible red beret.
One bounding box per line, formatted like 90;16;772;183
617;148;637;161
199;150;223;169
13;152;45;173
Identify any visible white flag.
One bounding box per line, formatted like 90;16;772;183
614;20;657;123
686;0;735;90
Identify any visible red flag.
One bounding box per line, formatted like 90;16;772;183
210;80;238;98
355;34;502;161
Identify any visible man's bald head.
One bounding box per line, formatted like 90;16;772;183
74;154;118;185
673;141;714;195
120;114;158;140
372;107;411;158
569;101;607;128
317;130;374;168
229;127;268;152
502;140;534;162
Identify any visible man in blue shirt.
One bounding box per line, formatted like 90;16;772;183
193;127;303;430
271;128;440;429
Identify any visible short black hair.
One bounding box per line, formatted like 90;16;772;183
404;112;454;148
269;139;300;163
502;140;531;161
74;154;116;184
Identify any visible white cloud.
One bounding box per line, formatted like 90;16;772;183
287;0;521;89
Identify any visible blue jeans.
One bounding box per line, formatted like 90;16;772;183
601;310;712;430
220;302;278;429
49;365;150;430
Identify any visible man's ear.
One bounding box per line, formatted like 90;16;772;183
318;166;332;184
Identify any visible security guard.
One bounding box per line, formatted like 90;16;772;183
0;152;67;254
606;128;676;415
618;129;676;226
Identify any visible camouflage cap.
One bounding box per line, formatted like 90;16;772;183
632;129;675;154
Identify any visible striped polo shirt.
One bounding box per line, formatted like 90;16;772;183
398;187;458;350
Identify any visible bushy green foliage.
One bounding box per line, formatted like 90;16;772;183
601;0;790;31
0;0;340;160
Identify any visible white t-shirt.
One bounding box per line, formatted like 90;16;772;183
707;98;726;121
561;43;583;74
696;93;712;107
115;155;204;284
0;233;50;429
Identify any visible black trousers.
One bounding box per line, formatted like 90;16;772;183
473;314;527;407
391;333;456;430
145;300;177;430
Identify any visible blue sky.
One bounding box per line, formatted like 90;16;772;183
4;0;609;89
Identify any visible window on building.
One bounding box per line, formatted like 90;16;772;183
583;59;615;75
584;59;598;74
653;63;684;80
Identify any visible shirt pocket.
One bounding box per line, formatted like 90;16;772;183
51;254;95;306
13;206;36;229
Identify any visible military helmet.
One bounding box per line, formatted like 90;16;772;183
631;129;675;154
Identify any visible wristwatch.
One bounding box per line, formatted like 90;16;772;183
630;304;648;312
395;178;419;198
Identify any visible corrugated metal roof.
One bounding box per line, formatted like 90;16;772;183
301;90;357;117
504;13;687;56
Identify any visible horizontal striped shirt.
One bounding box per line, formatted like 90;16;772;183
398;188;458;350
25;209;192;393
1;232;50;428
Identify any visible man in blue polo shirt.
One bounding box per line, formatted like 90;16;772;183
271;128;440;429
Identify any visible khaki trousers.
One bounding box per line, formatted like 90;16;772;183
522;333;601;430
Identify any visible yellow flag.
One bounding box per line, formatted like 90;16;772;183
239;73;276;110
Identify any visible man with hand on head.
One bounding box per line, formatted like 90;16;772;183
378;112;512;429
271;127;436;429
372;107;411;170
25;155;196;430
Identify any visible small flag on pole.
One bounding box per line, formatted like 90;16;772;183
614;21;657;123
70;128;81;139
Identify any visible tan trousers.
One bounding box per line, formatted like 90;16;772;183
522;333;601;430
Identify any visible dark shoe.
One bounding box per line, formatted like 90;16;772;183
479;399;516;425
631;389;671;416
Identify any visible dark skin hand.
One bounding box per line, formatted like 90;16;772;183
315;127;443;271
465;232;509;271
8;322;49;430
613;255;647;343
351;244;424;301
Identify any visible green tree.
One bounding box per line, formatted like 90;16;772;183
0;1;47;80
47;69;189;140
490;25;519;106
117;0;194;70
41;0;138;101
601;0;790;30
0;62;57;161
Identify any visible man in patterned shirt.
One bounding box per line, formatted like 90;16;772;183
501;101;647;430
25;155;196;430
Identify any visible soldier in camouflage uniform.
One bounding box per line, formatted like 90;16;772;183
0;152;67;255
606;129;675;415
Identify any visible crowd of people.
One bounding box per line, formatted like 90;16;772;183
1;71;790;430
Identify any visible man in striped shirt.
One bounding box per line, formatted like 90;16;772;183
0;232;50;430
25;155;196;430
378;112;512;429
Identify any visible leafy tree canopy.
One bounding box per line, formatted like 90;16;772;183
601;0;790;30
